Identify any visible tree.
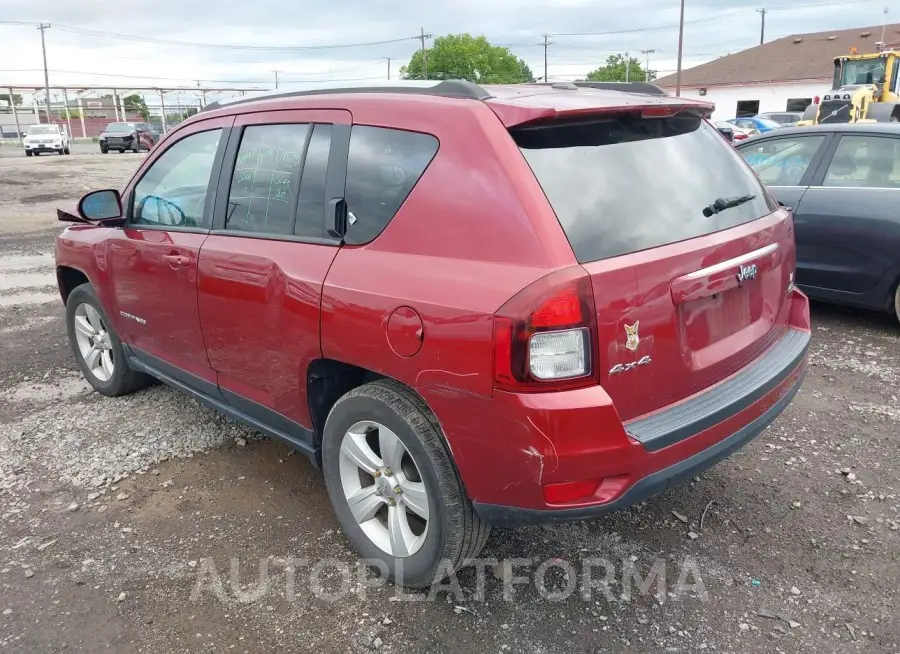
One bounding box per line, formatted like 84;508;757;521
584;54;656;83
401;33;534;84
0;93;23;106
164;107;198;123
123;94;150;121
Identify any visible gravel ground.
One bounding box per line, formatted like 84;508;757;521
0;153;898;653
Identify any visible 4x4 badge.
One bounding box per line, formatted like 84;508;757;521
624;321;640;352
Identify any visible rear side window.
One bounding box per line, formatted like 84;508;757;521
226;124;311;235
344;126;438;245
823;135;900;188
514;115;775;263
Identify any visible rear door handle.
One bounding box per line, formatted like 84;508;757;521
670;243;781;304
162;254;190;268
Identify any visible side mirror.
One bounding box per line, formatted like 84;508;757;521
78;189;123;222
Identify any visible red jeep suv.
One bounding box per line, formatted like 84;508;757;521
55;80;810;587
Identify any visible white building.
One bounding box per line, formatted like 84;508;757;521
655;21;900;120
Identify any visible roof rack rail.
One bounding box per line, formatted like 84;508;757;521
571;81;667;96
201;79;491;112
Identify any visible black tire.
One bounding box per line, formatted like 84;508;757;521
322;379;489;588
65;283;153;397
25;150;33;157
100;147;108;154
894;280;900;325
57;149;64;156
64;146;71;155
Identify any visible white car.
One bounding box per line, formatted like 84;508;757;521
23;124;70;156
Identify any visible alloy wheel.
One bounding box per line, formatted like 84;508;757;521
73;303;115;382
338;420;429;557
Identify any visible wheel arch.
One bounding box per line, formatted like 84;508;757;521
56;265;90;305
307;358;385;444
305;359;463;471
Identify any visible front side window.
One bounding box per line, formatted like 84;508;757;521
344;126;438;245
823;135;900;188
839;58;887;86
132;128;222;227
517;115;775;263
225;124;311;235
738;135;826;186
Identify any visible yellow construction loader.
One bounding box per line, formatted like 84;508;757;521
798;48;900;125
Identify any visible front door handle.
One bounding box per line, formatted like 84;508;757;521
162;254;190;268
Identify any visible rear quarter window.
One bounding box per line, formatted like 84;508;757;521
514;115;775;263
343;126;438;245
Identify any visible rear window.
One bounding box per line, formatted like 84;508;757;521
514;115;775;263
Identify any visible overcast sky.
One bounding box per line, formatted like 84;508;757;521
0;0;893;107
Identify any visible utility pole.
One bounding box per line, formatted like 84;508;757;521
676;0;685;97
159;90;168;134
383;57;393;80
273;70;280;89
625;51;631;82
37;23;52;123
640;49;656;82
8;87;22;145
757;8;767;45
542;34;551;82
61;88;73;140
419;28;433;80
196;80;207;108
76;96;86;139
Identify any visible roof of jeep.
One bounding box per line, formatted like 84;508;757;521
200;79;710;116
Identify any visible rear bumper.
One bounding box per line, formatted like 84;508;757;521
423;290;811;528
473;362;805;526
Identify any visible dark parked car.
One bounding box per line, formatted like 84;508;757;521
98;122;155;153
55;81;809;586
737;123;900;324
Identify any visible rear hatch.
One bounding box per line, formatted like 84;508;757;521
510;107;794;421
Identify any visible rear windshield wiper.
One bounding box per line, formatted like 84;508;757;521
702;193;756;217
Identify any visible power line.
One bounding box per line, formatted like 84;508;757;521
549;0;875;37
5;0;875;51
48;23;421;51
0;68;387;85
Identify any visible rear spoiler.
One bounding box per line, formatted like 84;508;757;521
572;81;667;96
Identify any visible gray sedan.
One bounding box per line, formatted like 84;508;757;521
736;123;900;324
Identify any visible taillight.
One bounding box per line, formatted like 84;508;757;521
493;266;597;392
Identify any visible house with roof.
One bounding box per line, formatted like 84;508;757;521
655;21;900;120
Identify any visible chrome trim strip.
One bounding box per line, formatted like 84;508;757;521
678;243;779;282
